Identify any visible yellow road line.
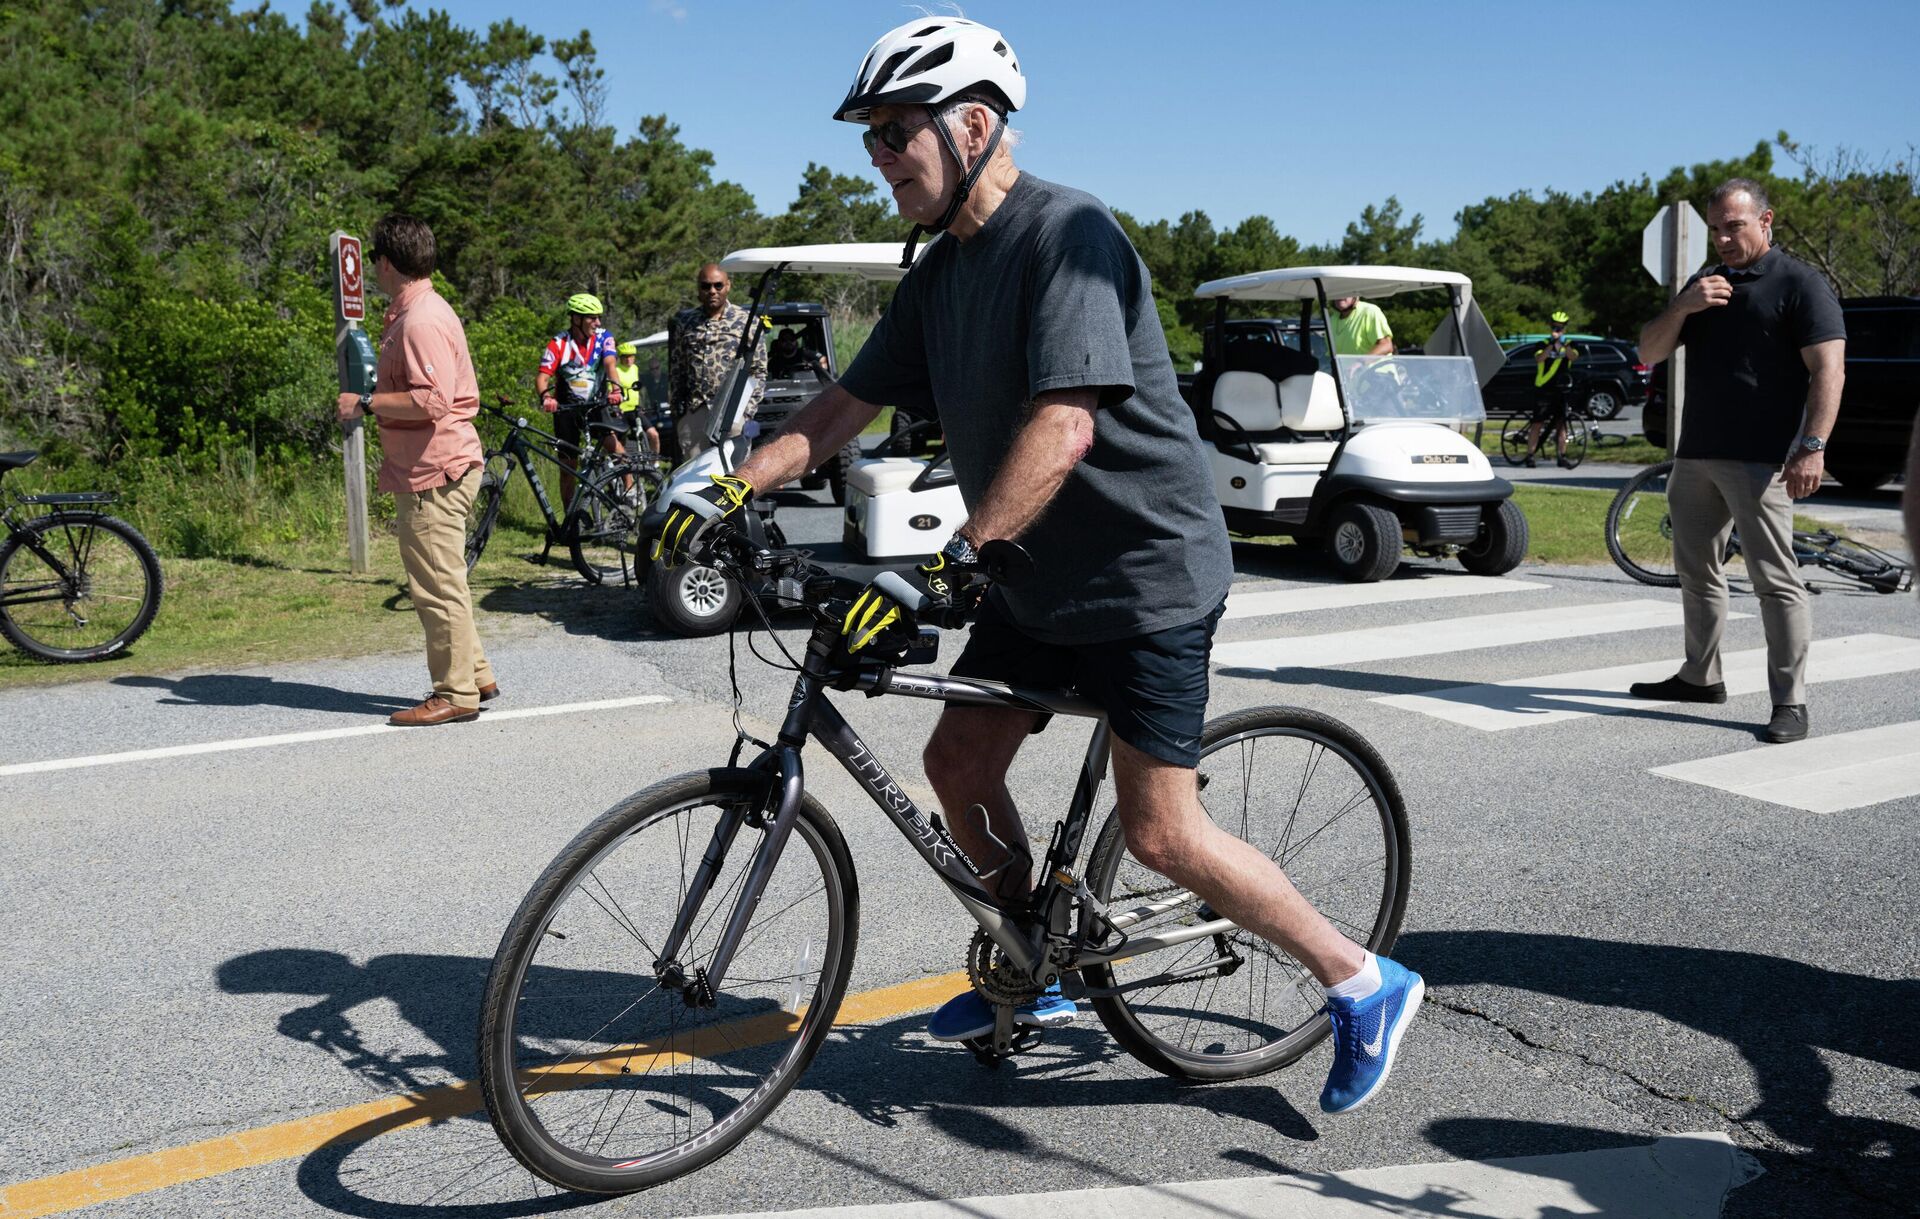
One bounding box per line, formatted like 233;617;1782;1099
0;970;968;1219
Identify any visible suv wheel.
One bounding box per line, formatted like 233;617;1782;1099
828;439;863;505
1585;385;1623;420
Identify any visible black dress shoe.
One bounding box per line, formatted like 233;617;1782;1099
1627;674;1728;704
1765;704;1809;743
479;682;500;703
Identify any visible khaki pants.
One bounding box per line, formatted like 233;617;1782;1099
1669;458;1810;705
395;467;494;709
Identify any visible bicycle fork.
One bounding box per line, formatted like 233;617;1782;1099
651;752;806;1007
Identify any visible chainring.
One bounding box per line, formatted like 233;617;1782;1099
966;928;1043;1007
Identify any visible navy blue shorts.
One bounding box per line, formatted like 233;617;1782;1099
950;597;1226;768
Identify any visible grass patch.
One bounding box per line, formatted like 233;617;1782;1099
0;450;627;691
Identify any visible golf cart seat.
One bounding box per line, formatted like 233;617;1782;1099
1211;370;1343;465
846;457;928;496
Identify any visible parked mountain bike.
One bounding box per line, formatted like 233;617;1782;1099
464;398;665;585
1499;399;1592;470
1606;459;1912;593
0;451;163;662
477;529;1411;1195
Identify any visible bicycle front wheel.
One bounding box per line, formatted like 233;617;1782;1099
1605;460;1679;586
1498;423;1532;467
1082;706;1409;1082
0;513;162;662
464;455;511;573
567;461;653;584
479;772;859;1195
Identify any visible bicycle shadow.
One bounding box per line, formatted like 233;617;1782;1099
1399;929;1918;1217
113;674;416;716
224;947;1317;1216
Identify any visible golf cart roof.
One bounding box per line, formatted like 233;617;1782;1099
1193;265;1472;303
627;330;668;349
719;242;923;282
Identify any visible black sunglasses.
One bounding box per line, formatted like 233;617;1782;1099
862;115;939;157
698;281;727;291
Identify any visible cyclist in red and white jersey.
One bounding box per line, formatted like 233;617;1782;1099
536;292;624;505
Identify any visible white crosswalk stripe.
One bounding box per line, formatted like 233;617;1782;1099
1652;720;1920;814
1373;633;1920;731
1222;574;1545;621
1213;599;1737;670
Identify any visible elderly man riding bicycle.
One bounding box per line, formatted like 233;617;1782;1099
658;15;1423;1115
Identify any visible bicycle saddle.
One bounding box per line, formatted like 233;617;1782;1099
0;451;39;472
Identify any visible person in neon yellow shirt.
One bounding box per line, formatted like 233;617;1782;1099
613;340;660;456
1328;296;1394;356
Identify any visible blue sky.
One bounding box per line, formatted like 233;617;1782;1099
310;1;1915;244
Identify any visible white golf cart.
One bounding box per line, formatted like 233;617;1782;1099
1188;265;1527;581
642;242;961;634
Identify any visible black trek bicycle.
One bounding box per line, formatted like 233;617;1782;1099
464;398;665;585
1606;459;1912;593
0;451;163;662
477;530;1411;1195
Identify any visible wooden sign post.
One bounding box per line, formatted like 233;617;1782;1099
331;231;372;573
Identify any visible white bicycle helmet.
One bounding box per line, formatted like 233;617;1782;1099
832;17;1025;123
835;17;1027;265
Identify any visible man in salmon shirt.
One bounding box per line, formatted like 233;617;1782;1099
336;213;498;726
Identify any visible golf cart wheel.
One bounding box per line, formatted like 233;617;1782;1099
1324;501;1403;583
1459;499;1529;576
647;560;743;636
828;439;862;506
1585;386;1623;420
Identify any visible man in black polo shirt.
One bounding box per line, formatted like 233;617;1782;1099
1630;178;1846;742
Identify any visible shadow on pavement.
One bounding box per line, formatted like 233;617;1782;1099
1403;929;1918;1217
112;673;416;715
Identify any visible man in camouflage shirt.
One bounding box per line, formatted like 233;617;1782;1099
669;263;767;458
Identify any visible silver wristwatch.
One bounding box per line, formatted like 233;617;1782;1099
1796;435;1826;454
941;532;980;567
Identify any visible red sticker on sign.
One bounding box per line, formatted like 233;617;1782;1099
338;236;365;322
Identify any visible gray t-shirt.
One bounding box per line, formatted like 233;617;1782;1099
840;173;1233;645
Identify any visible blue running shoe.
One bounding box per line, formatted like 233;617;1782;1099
1319;957;1424;1114
926;983;1077;1041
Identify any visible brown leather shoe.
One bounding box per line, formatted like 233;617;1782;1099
479;682;500;703
389;695;480;727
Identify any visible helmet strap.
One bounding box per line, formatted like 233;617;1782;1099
899;105;1006;268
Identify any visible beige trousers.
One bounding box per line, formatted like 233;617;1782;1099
395;467;495;709
1669;458;1810;705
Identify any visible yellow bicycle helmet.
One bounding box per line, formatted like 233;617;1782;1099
566;292;605;316
1549;310;1570;326
616;340;640;356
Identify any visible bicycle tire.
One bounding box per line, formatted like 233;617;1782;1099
0;512;162;662
479;772;859;1195
1498;423;1532;467
1605;460;1680;587
1081;706;1410;1082
567;459;655;584
464;456;510;573
1560;412;1591;470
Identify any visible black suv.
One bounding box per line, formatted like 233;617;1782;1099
749;303;862;503
1644;295;1919;490
1483;337;1651;420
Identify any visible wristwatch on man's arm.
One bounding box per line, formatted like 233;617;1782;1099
1795;435;1827;456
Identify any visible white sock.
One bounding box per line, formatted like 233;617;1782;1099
1325;952;1381;1001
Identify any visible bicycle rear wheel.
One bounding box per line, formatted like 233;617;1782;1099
1605;460;1680;586
0;513;162;662
1081;706;1410;1082
479;773;858;1195
1559;412;1591;469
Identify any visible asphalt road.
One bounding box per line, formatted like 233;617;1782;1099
1;483;1915;1219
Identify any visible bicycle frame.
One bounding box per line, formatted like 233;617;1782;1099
0;492;115;609
654;615;1240;1007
